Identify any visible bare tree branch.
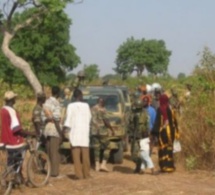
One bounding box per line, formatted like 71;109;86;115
33;0;43;7
13;8;46;33
7;1;18;29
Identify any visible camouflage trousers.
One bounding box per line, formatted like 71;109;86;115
130;140;141;164
91;136;111;161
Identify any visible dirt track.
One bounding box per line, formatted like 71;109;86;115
11;151;215;195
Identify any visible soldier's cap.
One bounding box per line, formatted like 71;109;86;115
77;70;85;77
4;91;17;100
36;92;46;99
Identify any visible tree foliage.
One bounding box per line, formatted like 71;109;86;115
0;0;78;93
177;72;186;80
84;64;100;82
114;37;171;78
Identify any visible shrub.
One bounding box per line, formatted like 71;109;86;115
180;47;215;170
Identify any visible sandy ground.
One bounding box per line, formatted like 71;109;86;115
9;150;215;195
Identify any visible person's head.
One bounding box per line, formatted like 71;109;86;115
138;85;146;95
98;97;105;107
36;92;46;105
142;96;150;108
51;86;61;98
73;89;83;101
77;70;85;80
64;87;71;99
154;88;161;100
4;91;17;106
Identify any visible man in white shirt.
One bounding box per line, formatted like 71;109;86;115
64;89;92;179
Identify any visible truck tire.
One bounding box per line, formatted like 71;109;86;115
112;141;123;164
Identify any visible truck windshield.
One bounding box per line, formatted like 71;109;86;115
83;94;119;112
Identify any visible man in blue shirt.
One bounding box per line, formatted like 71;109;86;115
142;96;156;132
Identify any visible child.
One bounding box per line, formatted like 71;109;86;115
139;131;157;175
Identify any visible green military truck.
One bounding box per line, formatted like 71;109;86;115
60;86;127;164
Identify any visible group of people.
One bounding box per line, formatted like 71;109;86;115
0;80;183;183
129;84;180;174
0;85;115;181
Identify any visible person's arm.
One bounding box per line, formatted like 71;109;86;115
103;118;115;136
14;128;36;137
33;122;41;136
53;119;63;138
43;107;53;123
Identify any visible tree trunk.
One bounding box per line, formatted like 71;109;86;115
2;31;42;94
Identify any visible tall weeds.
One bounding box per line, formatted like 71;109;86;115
180;47;215;170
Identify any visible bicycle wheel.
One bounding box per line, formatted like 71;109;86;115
0;168;13;195
0;150;12;195
3;181;12;195
27;151;51;187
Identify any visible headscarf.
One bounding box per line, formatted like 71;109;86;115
159;94;169;123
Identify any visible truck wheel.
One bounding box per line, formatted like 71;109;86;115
112;141;123;164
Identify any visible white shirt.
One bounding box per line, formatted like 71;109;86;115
64;102;92;147
139;137;150;151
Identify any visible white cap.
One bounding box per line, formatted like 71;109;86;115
4;91;17;100
146;84;152;93
151;83;162;91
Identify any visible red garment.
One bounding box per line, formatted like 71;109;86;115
159;94;169;123
0;108;24;145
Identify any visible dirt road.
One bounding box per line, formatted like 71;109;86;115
12;152;215;195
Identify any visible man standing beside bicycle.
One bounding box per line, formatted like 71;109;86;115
0;91;35;182
0;91;24;147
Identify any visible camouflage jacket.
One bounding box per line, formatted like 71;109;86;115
72;78;86;89
32;104;44;134
130;108;150;140
91;104;110;136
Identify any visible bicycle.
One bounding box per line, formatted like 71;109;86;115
0;136;51;195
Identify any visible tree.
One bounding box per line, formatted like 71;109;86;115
114;37;171;77
84;64;100;82
102;74;120;81
177;72;186;80
0;0;78;93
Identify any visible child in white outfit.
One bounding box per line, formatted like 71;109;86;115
139;132;156;175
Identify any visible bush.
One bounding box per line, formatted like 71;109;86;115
180;47;215;170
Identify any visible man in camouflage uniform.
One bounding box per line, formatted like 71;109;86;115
91;98;114;172
72;70;86;89
32;92;46;149
130;99;150;173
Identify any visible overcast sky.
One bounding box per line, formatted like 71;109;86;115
65;0;215;77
